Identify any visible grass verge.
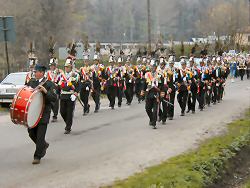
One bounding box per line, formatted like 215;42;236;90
242;180;250;188
0;105;9;112
104;109;250;188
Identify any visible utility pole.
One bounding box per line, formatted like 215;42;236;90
0;16;15;74
147;0;151;55
2;17;10;74
249;0;250;25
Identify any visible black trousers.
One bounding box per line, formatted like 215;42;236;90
135;81;146;103
212;85;217;104
239;69;245;80
167;92;175;118
145;97;158;125
124;86;134;104
91;88;100;110
80;90;90;113
187;91;197;112
135;83;141;102
117;87;123;106
136;92;142;102
60;99;75;131
28;123;48;159
197;92;205;109
107;86;116;108
217;85;222;102
247;69;250;79
159;99;168;122
177;90;188;113
205;89;211;106
51;95;59;118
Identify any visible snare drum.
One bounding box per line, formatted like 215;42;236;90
10;86;44;128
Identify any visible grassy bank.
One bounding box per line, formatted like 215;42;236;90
242;180;250;188
104;109;250;188
0;105;9;112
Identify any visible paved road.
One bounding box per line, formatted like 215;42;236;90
0;79;249;188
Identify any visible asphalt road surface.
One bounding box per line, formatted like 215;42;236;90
0;79;249;188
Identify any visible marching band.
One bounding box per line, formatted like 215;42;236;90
22;41;250;164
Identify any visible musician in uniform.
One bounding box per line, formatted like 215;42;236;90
216;58;224;103
158;61;170;124
47;37;60;122
124;66;134;105
167;57;176;120
25;43;38;84
106;54;118;109
211;57;219;105
79;67;92;115
26;64;57;164
116;55;125;107
25;59;37;85
145;64;160;129
83;36;91;66
186;57;197;113
238;58;246;81
135;65;147;103
197;60;206;111
204;59;212;107
91;54;102;113
177;58;188;116
59;58;80;134
47;58;60;122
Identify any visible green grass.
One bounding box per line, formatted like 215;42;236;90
104;109;250;188
0;105;9;112
242;181;250;188
240;166;250;188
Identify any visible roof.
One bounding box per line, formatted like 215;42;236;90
237;26;250;34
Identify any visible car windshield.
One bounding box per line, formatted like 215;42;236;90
1;73;26;85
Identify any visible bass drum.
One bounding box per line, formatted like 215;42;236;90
10;86;44;128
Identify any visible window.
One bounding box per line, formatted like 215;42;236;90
1;73;26;85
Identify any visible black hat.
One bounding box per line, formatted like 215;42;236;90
34;64;47;72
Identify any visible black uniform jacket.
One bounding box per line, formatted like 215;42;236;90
26;77;57;124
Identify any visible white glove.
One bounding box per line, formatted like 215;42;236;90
70;94;77;102
86;86;89;91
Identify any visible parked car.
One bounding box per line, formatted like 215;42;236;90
0;72;27;105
